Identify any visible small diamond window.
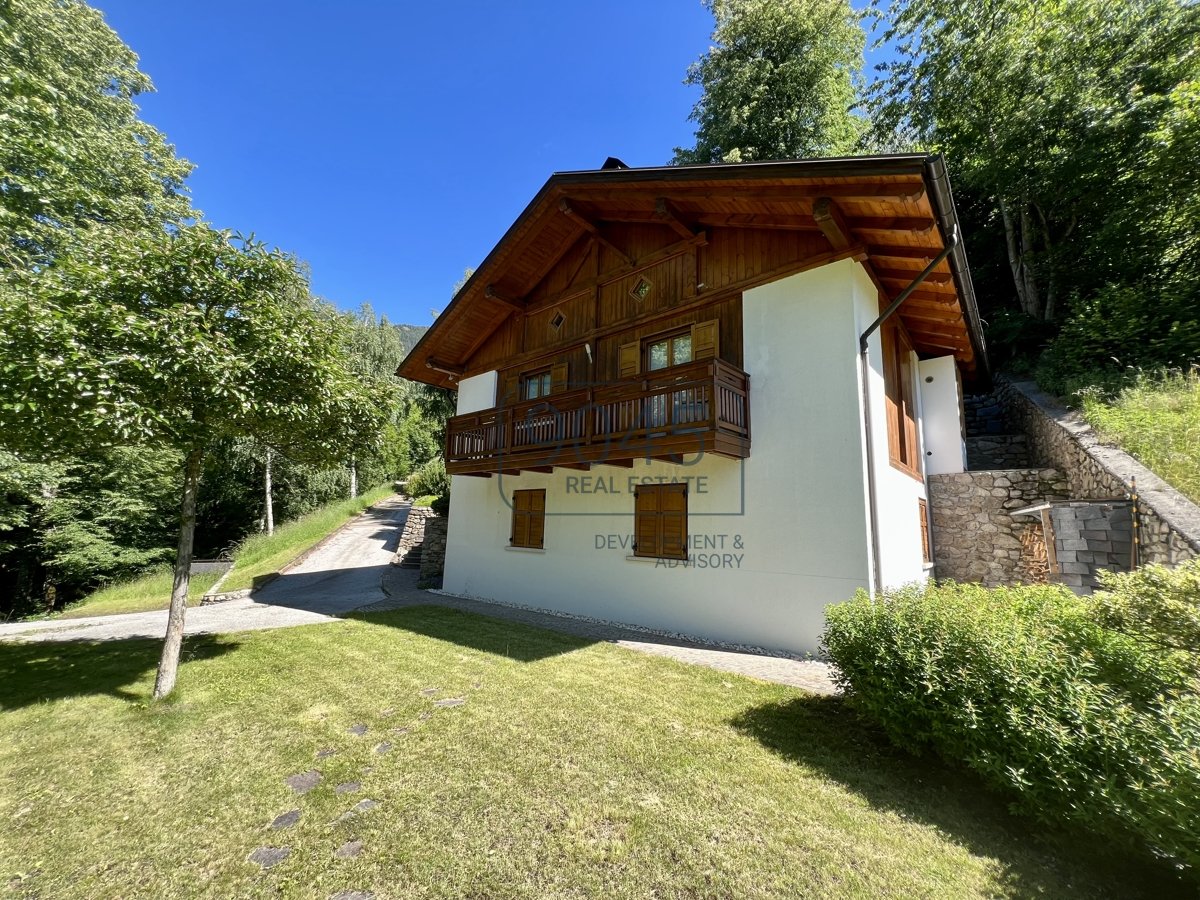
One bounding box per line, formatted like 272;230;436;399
549;311;566;331
629;277;652;302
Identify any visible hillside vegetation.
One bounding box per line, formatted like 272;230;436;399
1080;370;1200;505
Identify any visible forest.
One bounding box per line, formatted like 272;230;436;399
2;0;1198;622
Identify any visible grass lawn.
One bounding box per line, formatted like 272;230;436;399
1081;369;1200;504
51;485;395;620
0;607;1186;899
54;568;222;619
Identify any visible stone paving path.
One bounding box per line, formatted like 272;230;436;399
374;566;837;696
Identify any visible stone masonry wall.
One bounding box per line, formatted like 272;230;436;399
420;515;447;585
928;469;1070;586
998;378;1200;566
965;434;1031;470
963;391;1009;436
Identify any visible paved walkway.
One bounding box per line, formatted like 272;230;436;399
374;566;837;696
0;497;410;644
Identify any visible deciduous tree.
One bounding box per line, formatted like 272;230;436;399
0;225;389;696
672;0;866;164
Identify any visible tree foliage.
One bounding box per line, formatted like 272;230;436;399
0;0;192;270
867;0;1200;326
672;0;866;164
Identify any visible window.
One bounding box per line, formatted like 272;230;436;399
618;319;719;379
633;483;687;560
883;322;921;478
645;329;693;372
919;498;931;563
510;489;546;549
522;369;553;401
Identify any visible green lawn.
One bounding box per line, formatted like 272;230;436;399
55;568;221;619
1081;370;1200;504
0;607;1185;899
53;485;395;619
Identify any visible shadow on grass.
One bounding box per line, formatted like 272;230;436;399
731;694;1192;899
348;604;598;663
0;635;238;710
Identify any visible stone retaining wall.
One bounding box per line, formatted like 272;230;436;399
965;434;1030;470
928;469;1070;586
420;516;447;585
997;378;1200;566
964;391;1009;436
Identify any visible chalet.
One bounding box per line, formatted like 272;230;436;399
397;154;989;654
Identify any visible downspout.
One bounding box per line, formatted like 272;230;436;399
858;226;959;597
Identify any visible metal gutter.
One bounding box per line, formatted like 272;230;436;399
858;230;959;598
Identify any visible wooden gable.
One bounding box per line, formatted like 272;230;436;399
398;155;988;390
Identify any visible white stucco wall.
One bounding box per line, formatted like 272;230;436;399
917;355;966;475
849;264;933;591
442;259;933;653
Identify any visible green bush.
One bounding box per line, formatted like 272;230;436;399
405;456;449;501
823;578;1200;872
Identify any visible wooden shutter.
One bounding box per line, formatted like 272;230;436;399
692;319;720;361
510;489;545;549
659;484;688;559
882;324;903;466
619;341;640;378
550;360;569;394
633;483;687;560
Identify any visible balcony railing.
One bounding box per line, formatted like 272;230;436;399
445;358;751;475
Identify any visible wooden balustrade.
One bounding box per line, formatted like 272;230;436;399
445;359;751;475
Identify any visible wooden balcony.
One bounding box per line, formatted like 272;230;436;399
445;359;751;476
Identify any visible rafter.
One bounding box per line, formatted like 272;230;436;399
484;284;526;310
813;197;854;251
559;199;636;266
654;197;701;241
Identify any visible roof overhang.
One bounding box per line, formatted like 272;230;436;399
398;154;990;388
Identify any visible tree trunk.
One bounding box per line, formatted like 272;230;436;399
999;197;1035;317
264;448;274;536
153;447;203;701
349;456;357;500
1018;204;1042;318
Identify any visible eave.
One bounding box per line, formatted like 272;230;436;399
397;154;990;389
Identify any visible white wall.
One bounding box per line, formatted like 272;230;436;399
918;356;966;475
848;265;933;590
442;261;884;654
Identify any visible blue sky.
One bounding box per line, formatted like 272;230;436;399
94;1;885;327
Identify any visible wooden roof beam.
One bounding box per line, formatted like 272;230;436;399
654;198;702;241
813;197;854;251
559;199;636;266
484;284;526;310
426;358;464;378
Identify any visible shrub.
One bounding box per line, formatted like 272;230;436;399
823;580;1200;872
405;456;449;501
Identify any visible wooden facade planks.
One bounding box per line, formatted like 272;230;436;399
398;159;983;390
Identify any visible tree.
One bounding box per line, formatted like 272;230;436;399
867;0;1200;322
0;224;389;696
0;0;192;270
672;0;866;164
